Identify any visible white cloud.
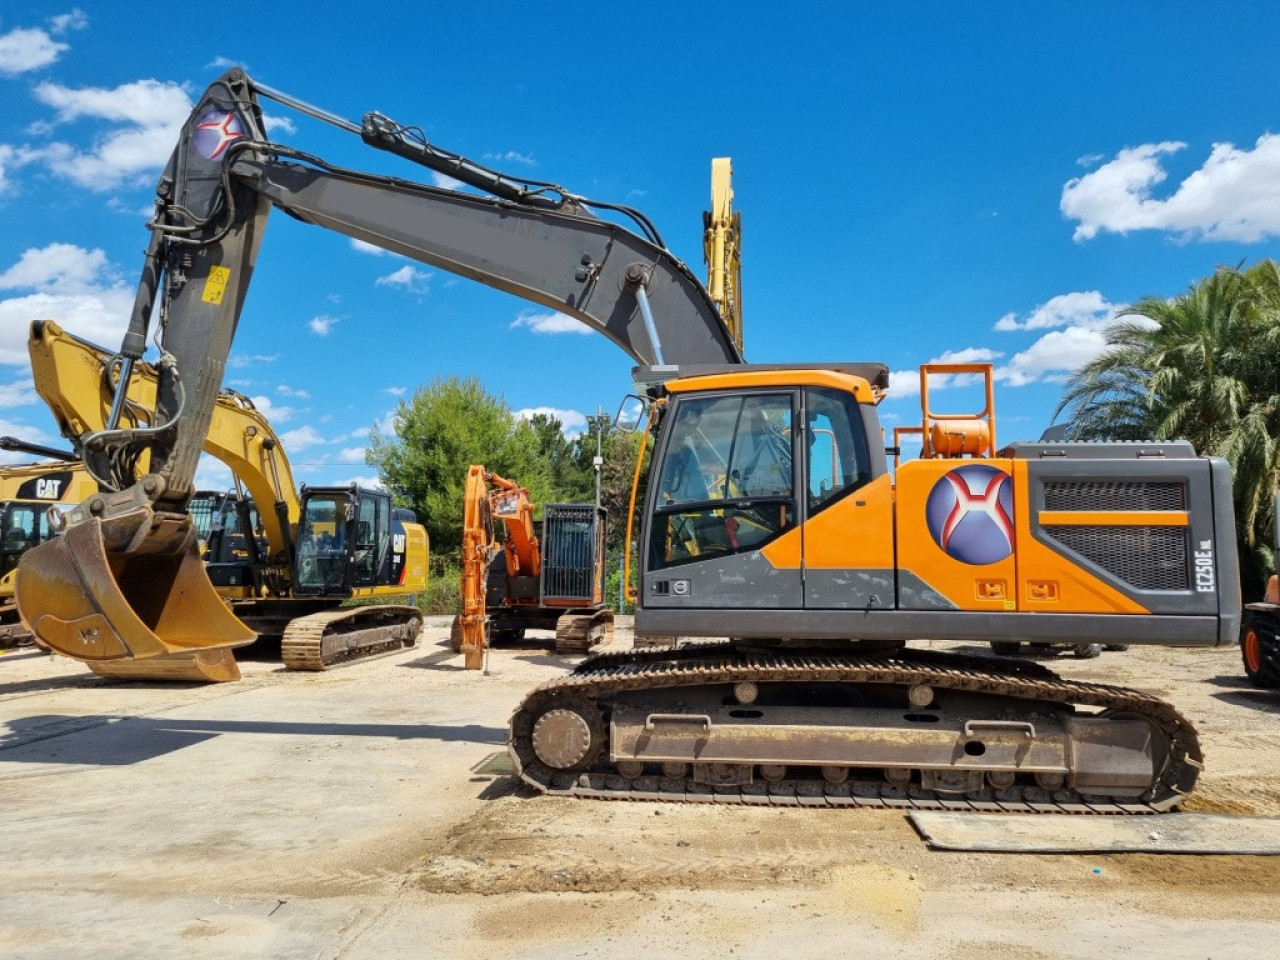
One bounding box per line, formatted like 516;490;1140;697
995;326;1112;387
0;417;52;465
350;239;386;255
276;384;310;399
1062;134;1280;243
262;113;296;136
0;242;118;294
337;446;366;463
279;425;326;451
993;290;1118;332
430;171;462;190
0;26;68;76
227;352;277;368
49;10;88;35
0;378;38;407
384;386;406;397
375;265;431;295
338;474;385;490
205;56;238;71
248;395;292;423
515;405;588;437
23;79;193;191
0;243;132;365
193;454;234;492
887;347;1003;400
510;310;590;335
309;314;339;336
483;150;535;166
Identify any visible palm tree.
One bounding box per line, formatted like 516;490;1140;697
1054;260;1280;594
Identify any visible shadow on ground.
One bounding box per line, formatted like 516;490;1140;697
0;713;505;765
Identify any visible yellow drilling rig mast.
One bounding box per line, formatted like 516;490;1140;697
703;157;743;355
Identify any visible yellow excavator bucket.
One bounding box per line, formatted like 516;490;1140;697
16;506;255;682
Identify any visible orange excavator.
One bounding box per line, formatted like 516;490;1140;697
16;69;1241;810
453;465;611;668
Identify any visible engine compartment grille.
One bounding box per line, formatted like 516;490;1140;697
1043;480;1186;512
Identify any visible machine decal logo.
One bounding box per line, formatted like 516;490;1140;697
925;464;1014;565
193;110;245;160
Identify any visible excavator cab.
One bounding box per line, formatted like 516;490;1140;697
294;485;397;596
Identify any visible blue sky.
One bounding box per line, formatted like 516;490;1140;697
2;2;1279;491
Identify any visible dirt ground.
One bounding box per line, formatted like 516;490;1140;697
1;619;1278;960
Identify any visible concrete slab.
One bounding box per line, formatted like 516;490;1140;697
910;810;1280;854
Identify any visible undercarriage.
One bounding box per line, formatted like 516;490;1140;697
509;643;1201;814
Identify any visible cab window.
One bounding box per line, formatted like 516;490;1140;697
649;392;795;570
805;386;873;514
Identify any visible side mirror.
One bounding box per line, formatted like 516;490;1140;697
614;394;649;433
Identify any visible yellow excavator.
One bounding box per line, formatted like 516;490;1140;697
17;69;1241;810
453;464;611;668
22;320;428;681
0;439;97;646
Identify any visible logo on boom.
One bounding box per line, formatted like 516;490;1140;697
193;110;246;160
925;464;1014;565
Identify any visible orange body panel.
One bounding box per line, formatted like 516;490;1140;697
666;369;878;403
892;458;1151;614
762;473;896;572
1008;460;1148;614
895;459;1017;611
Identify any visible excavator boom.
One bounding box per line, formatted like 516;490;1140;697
16;67;737;669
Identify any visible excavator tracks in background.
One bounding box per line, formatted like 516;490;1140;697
281;605;423;671
553;609;616;655
509;644;1201;814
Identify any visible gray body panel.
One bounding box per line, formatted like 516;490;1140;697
643;549;803;610
635;607;1228;647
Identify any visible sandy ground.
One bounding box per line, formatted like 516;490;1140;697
1;619;1278;959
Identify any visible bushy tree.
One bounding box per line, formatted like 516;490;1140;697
366;376;552;560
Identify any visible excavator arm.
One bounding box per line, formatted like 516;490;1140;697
17;67;740;665
27;319;299;571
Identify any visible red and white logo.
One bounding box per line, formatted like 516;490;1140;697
193;110;246;160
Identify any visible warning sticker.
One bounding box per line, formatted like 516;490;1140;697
202;265;231;304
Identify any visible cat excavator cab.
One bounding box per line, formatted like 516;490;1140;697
17;69;1240;809
0;439;95;646
453;465;611;668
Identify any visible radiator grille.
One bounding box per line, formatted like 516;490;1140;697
541;506;601;603
1047;525;1189;591
1043;480;1185;512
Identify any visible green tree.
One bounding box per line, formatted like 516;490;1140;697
1055;260;1280;593
366;375;552;561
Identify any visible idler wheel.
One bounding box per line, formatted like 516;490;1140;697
530;698;605;771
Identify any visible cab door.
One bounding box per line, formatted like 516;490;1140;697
790;386;894;610
642;390;802;609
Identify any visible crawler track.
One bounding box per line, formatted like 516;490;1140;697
554;609;615;655
509;644;1201;814
282;604;422;671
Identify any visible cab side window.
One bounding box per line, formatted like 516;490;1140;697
805;386;873;515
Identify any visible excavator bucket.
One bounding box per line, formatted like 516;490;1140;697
15;505;255;682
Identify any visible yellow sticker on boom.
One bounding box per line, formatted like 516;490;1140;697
202;265;232;305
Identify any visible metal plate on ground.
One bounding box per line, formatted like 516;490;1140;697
909;811;1280;855
472;751;516;777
